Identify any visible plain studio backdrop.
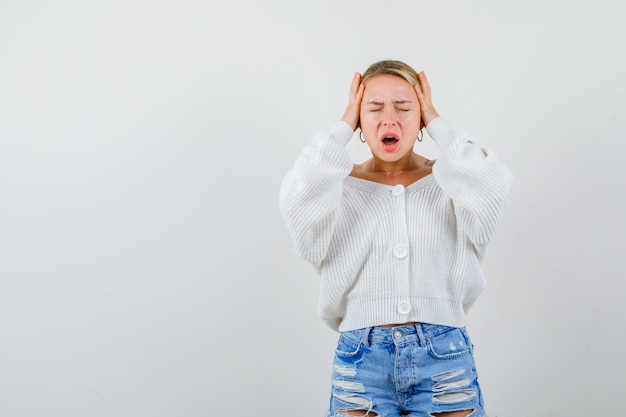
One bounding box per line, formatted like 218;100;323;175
1;0;624;416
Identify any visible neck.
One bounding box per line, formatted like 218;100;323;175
370;152;419;175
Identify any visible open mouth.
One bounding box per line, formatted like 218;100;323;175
382;136;398;146
381;134;399;152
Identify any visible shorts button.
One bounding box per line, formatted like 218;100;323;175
393;330;402;339
398;302;411;315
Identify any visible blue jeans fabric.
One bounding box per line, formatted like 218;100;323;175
327;323;486;417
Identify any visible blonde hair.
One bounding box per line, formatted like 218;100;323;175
361;60;421;89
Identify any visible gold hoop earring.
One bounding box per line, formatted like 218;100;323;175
417;129;423;142
359;130;366;143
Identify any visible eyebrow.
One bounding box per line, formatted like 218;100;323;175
365;99;414;105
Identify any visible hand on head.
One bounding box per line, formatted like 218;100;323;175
414;71;440;129
341;70;439;132
341;72;365;131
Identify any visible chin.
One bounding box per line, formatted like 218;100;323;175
374;148;412;161
374;153;404;163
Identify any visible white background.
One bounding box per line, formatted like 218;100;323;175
1;1;624;416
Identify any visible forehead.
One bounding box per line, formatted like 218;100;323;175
363;74;415;100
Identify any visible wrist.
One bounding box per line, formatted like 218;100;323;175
341;112;358;131
422;109;440;127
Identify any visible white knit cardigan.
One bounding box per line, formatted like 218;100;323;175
279;118;513;332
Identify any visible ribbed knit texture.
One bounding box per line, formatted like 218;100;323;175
279;118;513;332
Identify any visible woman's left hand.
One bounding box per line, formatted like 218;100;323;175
414;71;440;129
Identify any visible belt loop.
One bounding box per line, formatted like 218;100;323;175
415;323;427;347
362;327;373;347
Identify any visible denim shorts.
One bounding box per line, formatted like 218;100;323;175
327;323;486;417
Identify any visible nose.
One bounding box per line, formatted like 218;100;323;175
382;107;397;126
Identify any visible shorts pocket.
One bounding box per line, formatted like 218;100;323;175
426;327;472;359
334;332;365;362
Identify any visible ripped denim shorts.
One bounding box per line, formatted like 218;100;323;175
328;323;486;417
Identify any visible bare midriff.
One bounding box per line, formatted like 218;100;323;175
378;322;420;328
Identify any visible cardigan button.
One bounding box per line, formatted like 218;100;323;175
392;184;405;196
398;302;411;315
393;245;408;259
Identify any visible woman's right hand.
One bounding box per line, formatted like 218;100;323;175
341;72;365;131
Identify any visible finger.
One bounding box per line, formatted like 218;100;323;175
414;83;423;100
349;72;362;98
414;77;430;113
414;84;426;107
355;82;365;103
415;73;433;105
418;71;431;96
355;83;365;129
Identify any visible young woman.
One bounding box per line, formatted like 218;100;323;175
279;60;513;417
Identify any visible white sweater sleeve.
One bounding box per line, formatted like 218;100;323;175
428;118;514;249
279;121;355;267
